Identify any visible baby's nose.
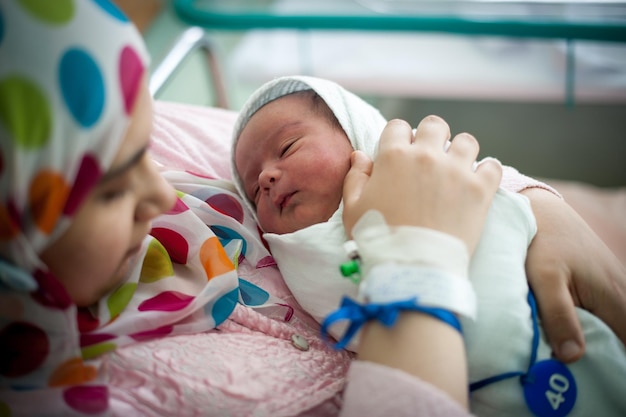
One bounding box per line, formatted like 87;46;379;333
258;166;281;189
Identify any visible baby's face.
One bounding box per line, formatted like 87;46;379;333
235;93;353;234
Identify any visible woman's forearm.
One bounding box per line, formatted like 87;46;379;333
357;312;469;408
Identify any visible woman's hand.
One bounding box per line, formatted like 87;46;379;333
341;115;501;408
522;187;626;363
343;116;502;255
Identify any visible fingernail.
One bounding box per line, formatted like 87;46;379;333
559;340;581;361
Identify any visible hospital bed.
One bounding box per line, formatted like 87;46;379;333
151;0;626;107
94;4;626;413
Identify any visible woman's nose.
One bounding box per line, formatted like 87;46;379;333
135;160;177;222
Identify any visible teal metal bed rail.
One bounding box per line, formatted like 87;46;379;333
157;0;626;106
174;0;626;43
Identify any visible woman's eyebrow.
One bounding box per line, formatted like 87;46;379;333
100;145;148;183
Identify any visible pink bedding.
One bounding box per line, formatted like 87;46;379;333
106;100;625;417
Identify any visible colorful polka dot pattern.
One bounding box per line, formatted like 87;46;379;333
1;172;281;415
1;0;148;414
0;2;284;415
0;0;148;265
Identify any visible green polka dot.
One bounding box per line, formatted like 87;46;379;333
81;342;116;360
106;282;137;320
0;76;51;149
18;0;74;24
140;239;174;283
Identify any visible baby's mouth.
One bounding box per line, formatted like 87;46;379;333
280;192;296;210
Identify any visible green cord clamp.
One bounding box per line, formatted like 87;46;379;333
340;240;361;284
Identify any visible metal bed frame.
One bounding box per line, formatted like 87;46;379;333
149;0;626;107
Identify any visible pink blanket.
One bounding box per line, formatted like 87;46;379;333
104;100;625;417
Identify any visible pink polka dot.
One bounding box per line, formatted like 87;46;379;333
63;385;108;414
64;154;101;216
138;291;194;312
0;322;49;378
167;197;189;214
150;227;189;264
130;325;173;341
256;256;277;268
32;269;72;309
77;308;100;333
207;193;244;224
119;46;144;114
80;332;116;348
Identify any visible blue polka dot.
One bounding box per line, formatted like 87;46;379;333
238;278;270;306
210;226;247;256
91;0;128;22
210;288;238;326
59;48;104;128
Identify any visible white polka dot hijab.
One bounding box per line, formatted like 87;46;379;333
0;1;243;414
231;75;388;226
0;0;147;274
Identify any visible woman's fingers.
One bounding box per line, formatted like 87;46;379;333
342;151;374;235
474;157;503;193
376;119;414;154
448;133;481;170
343;151;373;209
412;115;451;149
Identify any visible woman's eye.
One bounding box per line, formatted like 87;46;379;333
101;189;127;202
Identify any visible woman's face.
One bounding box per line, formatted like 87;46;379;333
40;81;177;307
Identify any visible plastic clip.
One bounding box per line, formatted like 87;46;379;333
340;240;361;284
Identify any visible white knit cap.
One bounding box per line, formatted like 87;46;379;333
230;75;388;223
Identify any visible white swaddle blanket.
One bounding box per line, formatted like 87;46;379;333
231;75;626;417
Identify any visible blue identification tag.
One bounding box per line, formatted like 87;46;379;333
522;359;577;417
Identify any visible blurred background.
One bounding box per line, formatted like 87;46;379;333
116;0;626;187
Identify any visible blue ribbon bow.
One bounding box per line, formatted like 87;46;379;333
321;296;461;350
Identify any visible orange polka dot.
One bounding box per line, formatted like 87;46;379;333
29;170;70;234
48;357;97;387
199;236;235;280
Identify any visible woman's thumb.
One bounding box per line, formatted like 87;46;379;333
342;151;373;209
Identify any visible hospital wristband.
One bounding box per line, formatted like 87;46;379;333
359;262;477;320
352;210;469;278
